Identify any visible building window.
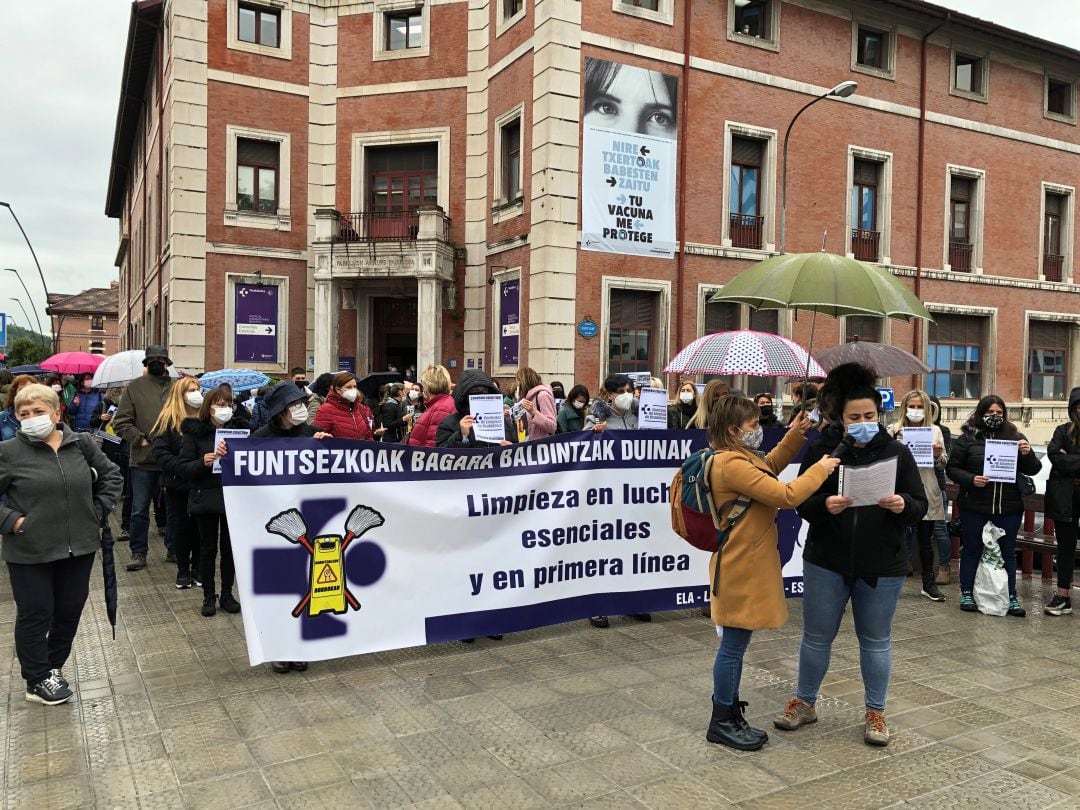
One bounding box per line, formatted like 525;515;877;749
613;0;672;24
927;314;985;399
734;0;771;38
844;315;883;343
621;0;658;9
851;159;880;262
385;10;422;50
945;168;984;273
856;26;884;69
236;138;279;214
1044;192;1067;282
363;143;438;239
501;119;522;202
503;0;524;18
704;299;740;334
90;340;105;356
238;3;280;47
609;289;659;374
91;315;104;331
729;136;764;250
1027;320;1070;400
746;309;779;395
953;52;986;97
1047;76;1074;120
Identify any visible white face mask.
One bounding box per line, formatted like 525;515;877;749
185;391;204;409
51;384;63;393
288;403;309;425
408;390;420;401
20;414;56;440
613;392;634;412
212;407;233;425
341;388;358;403
906;407;925;423
572;400;585;411
679;391;694;404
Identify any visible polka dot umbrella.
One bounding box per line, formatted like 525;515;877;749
664;330;826;377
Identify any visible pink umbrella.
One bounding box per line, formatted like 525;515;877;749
41;352;106;375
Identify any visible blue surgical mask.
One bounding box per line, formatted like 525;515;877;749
846;421;880;444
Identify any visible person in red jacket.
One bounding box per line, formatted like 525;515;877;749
313;372;377;440
407;364;456;448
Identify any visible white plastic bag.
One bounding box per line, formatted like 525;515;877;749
973;521;1008;616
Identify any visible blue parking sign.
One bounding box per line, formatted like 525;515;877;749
877;386;895;412
0;312;6;349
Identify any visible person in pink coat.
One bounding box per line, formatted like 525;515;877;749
407;365;456;448
516;367;557;441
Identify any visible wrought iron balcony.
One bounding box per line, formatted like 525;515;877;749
949;240;973;272
1043;253;1064;282
729;213;764;250
326;208;450;243
851;228;880;262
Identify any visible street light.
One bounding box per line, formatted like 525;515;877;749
4;269;48;350
9;298;41;348
779;80;858;255
0;202;55;350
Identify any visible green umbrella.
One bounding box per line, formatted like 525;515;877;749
709;252;933;322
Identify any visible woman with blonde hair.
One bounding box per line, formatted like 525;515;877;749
887;389;948;602
151;377;205;590
691;379;731;428
668;379;699;429
515;366;557;441
408;365;456;447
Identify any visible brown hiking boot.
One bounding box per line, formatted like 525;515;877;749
773;698;817;730
935;565;951;585
864;709;890;746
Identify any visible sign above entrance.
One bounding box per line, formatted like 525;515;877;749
235;284;278;364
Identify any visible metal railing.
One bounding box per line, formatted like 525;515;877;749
335;210;451;242
850;228;880;262
729;212;764;250
948;240;973;272
1043;253;1064;282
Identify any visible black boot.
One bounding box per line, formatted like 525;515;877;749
706;700;768;750
732;695;769;745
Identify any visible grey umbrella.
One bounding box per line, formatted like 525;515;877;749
815;339;930;377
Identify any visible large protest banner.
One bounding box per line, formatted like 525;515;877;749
580;57;678;258
222;429;808;665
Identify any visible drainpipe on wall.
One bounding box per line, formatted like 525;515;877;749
673;0;692;381
914;13;949;358
157;18;166;348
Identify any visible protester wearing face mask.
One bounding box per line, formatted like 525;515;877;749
754;393;780;428
557;385;591;433
0;384;123;705
947;395;1042;617
290;367;310;394
585;375;638;432
378;383;412;443
112;346;175;571
407;365;455;448
151;378;205;590
702;397;839;751
516;367;558;441
887;390;948;602
68;374;104;433
774;364;926;748
1044;387;1080;617
314;372;375;440
177;386;249;618
668;380;700;429
407;384;424;415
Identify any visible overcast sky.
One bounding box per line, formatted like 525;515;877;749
1;0;1078;339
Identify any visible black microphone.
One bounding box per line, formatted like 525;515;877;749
828;433;857;460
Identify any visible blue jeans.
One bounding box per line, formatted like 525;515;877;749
712;626;753;706
128;468;161;557
958;509;1020;597
933;492;950;566
796;561;905;711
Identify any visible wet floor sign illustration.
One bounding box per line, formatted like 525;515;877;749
265;505;385;619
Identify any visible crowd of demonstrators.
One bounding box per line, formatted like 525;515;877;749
947;396;1042;617
0;384;123;705
1045;386;1080;616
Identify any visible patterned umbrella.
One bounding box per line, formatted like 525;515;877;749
815;340;930;377
41;351;106;375
664;331;826;377
199;368;272;393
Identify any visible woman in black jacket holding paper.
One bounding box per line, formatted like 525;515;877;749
1043;386;1080;616
946;395;1042;617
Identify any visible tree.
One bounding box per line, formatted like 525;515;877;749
5;337;45;367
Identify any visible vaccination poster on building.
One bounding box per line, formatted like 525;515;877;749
580;57;678;258
234;283;279;364
222;430;808;665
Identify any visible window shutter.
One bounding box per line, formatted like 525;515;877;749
950;177;972;202
731;137;763;167
237;138;280;167
853;159;879;185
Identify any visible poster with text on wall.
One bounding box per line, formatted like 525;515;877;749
234;283;278;364
580;56;678;259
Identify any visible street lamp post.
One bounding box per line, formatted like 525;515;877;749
779;81;857;255
0;202;55;351
9;298;42;350
4;269;48;350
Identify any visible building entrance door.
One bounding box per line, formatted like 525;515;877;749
371;297;418;373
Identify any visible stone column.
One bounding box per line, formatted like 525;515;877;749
417;277;442;373
314;278;339;374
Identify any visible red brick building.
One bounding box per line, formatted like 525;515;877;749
46;283;121;356
107;0;1080;438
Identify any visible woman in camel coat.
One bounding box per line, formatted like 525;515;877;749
703;397;839;752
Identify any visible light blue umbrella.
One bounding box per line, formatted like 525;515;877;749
199;369;272;393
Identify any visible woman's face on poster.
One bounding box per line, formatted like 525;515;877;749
585;65;676;139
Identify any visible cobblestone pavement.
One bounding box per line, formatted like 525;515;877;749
4;525;1080;809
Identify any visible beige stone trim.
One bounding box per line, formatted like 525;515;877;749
224;272;291;374
208;68;310;96
1038;181;1075;284
372;0;431;61
227;0;294;61
942;163;985;274
349;127;451;213
720;121;777;253
844;145;893;265
338;77;467;97
611;0;673;27
224;124;293;230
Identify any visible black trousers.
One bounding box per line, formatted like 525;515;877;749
165;489;201;573
7;552;96;686
1054;486;1080;590
917;521;936;588
195;514;234;598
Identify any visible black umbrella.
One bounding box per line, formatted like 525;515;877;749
355;372;403;400
99;519;119;639
815;340;931;377
8;364;46;374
